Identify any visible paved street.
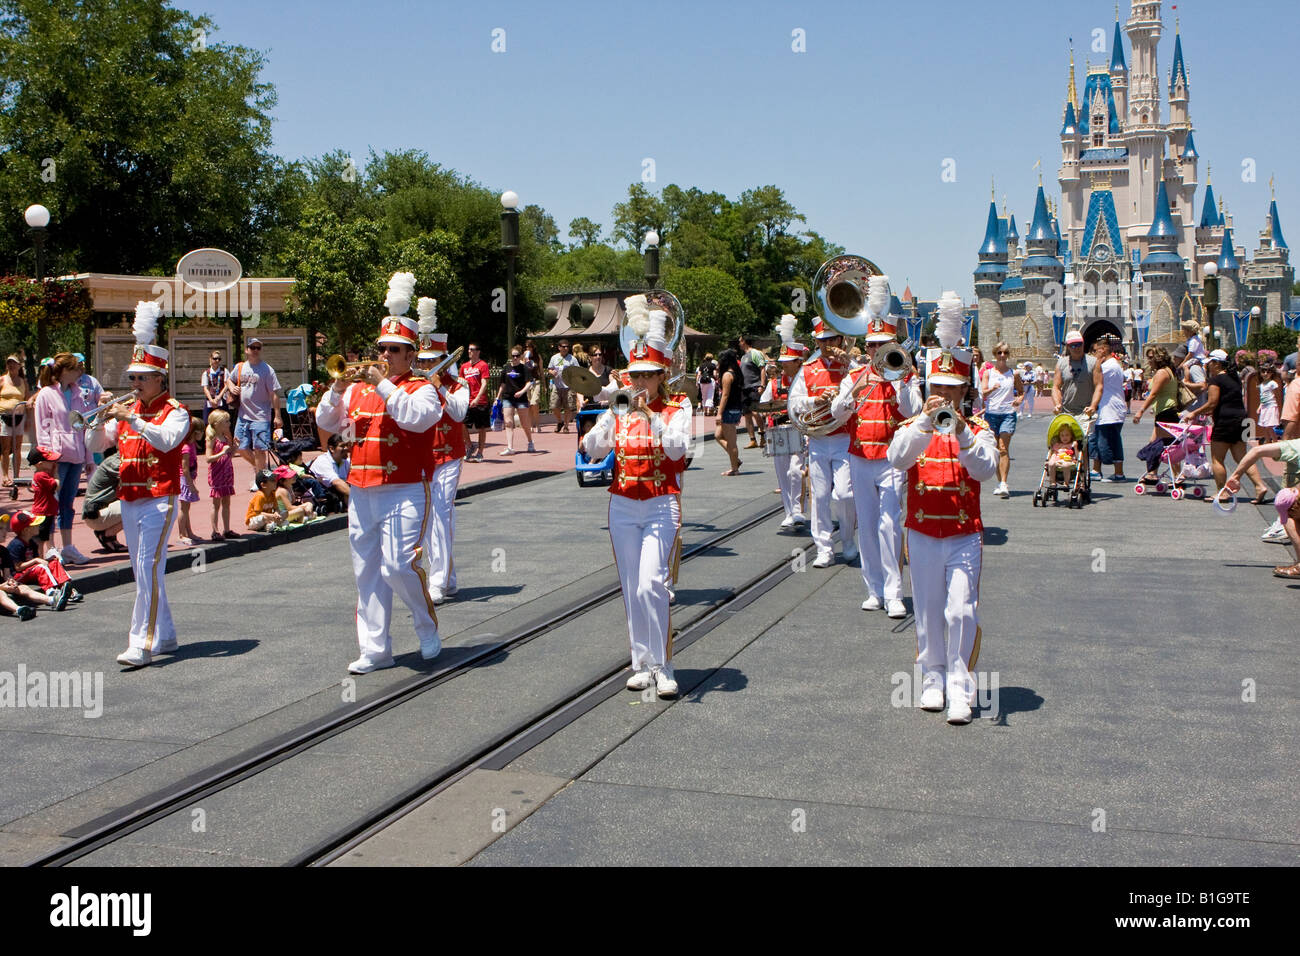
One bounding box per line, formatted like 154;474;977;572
3;413;1296;865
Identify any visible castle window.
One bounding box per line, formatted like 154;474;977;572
1093;133;1104;146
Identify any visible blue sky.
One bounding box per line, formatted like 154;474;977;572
201;0;1298;301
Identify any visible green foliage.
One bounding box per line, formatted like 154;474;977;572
1247;322;1300;357
0;275;95;370
661;266;755;343
567;217;602;249
0;0;280;274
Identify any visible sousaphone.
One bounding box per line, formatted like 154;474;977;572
620;289;686;361
812;253;887;340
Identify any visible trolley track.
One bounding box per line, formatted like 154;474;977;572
300;539;815;866
31;498;789;867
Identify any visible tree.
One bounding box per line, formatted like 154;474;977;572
610;183;667;248
663;266;755;343
568;217;602;249
0;0;279;275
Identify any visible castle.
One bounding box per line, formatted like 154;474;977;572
974;0;1293;358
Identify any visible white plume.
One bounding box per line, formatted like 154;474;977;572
647;309;668;347
776;313;797;345
384;272;417;316
624;294;651;339
867;275;891;317
934;291;965;349
417;297;438;334
133;300;162;346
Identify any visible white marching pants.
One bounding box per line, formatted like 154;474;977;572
807;433;855;557
849;456;904;601
424;459;462;596
609;493;681;674
122;495;178;653
349;482;441;661
774;451;806;521
907;530;982;705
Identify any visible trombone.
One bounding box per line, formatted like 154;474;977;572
413;346;464;383
70;390;139;431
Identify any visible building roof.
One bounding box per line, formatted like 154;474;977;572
1023;255;1063;269
1079;147;1128;161
999;275;1024;292
1007;213;1019;241
1199;180;1221;228
1269;199;1288;249
1182;130;1198;159
1169;31;1188;95
974;261;1008;277
1061;99;1078;136
1079;72;1121;136
1079;188;1125;263
1147;180;1178;238
1217;227;1239;270
979;201;1007;255
1110;20;1127;72
902;284;913;302
1027;185;1056;242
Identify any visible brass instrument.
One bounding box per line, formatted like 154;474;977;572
811;253;887;340
932;405;960;435
413;346;464;382
795;391;847;438
70;390;139;431
611;388;647;418
871;342;912;382
326;354;389;383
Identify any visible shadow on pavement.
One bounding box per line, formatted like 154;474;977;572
448;585;525;602
681;666;748;703
985;685;1044;726
154;638;261;665
982;527;1009;546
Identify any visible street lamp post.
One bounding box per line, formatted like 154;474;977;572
1203;260;1220;346
500;190;520;353
24;204;51;381
643;229;660;289
1130;269;1143;355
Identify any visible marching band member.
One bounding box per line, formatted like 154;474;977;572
315;272;445;674
108;302;192;668
760;315;809;529
886;292;997;724
831;280;921;618
787;315;857;568
416;297;467;605
582;296;692;699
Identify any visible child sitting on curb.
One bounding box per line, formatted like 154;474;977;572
0;512;75;609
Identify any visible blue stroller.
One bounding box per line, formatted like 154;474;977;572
575;405;614;487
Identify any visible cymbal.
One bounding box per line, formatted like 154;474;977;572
752;399;786;414
562;364;603;397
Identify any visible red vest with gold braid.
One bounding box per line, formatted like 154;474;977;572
904;420;987;538
846;369;905;460
118;394;187;502
766;375;792;427
346;373;436;487
800;359;851;438
430;385;467;467
611;397;686;501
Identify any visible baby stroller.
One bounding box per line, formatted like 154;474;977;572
1133;419;1209;500
1032;413;1090;508
574;404;614;487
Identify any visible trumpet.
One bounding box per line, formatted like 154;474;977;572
325;354;389;383
932;405;961;435
871;342;912;382
70;390;139;430
611;388;647;417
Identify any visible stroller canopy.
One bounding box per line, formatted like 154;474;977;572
1046;412;1083;445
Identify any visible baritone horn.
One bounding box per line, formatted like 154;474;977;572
326;354;388;382
70;390;139;430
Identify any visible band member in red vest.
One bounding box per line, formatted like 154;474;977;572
887;293;997;724
787;315;856;567
832;286;921;619
107;301;192;668
760;315;809;529
582;295;692;699
315;273;445;674
415;297;466;604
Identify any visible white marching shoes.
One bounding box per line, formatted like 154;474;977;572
348;655;395;675
946;697;973;725
919;687;944;711
653;666;679;699
862;595;882;611
116;647;151;668
886;599;907;619
812;551;834;568
626;670;653;691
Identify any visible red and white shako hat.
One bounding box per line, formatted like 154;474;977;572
776;314;807;361
926;291;972;386
377;272;419;347
126;301;169;374
416;297;447;360
623;294;672;372
812;315;841;340
864;275;898;343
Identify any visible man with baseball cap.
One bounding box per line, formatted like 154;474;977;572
1052;329;1102;479
225;336;283;484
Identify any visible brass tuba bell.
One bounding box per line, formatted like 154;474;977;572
811;254;886;340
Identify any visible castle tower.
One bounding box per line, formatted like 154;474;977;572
1244;195;1294;324
1193;172;1222;277
1021;184;1065;353
1139;177;1189;340
1126;0;1166;236
1215;227;1239;313
1059;51;1083;256
1167;25;1190;143
974;198;1009;348
1109;14;1128;119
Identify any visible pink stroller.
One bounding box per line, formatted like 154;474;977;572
1134;419;1209;500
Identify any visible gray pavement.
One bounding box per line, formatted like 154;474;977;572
463;413;1299;866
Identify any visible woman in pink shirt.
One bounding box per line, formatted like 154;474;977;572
33;353;94;565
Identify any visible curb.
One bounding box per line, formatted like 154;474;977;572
70;469;558;596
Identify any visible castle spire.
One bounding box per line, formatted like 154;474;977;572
1199;179;1220;228
1147;179;1177;238
1269;198;1288;250
1027;184;1055;242
1169;25;1188;95
979;200;1006;255
1110;15;1127;72
1066;47;1078;112
1217;227;1239;271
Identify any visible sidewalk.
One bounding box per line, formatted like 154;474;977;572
2;410;719;588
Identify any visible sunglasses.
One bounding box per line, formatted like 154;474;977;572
628;371;660;380
511;353;522;358
995;351;1009;356
376;345;406;354
468;347;480;351
247;345;262;351
126;374;153;383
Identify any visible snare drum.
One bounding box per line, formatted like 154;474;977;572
765;424;800;457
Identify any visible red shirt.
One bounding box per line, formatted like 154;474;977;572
462;359;492;406
31;470;59;516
